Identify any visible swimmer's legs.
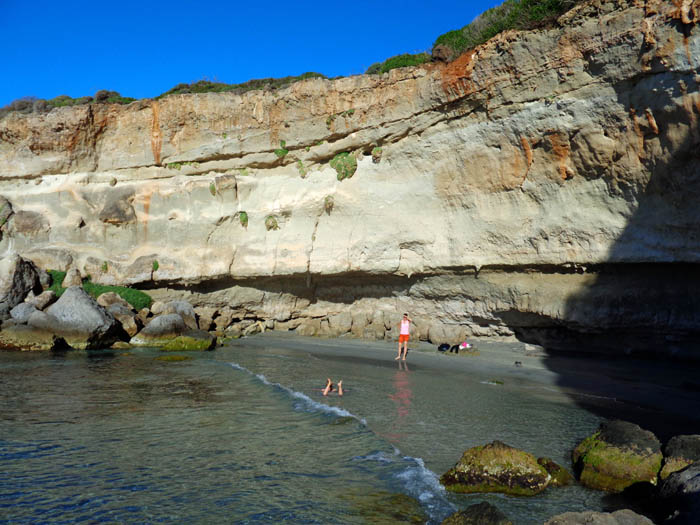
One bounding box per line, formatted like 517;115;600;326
322;378;333;396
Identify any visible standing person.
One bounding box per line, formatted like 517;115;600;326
396;313;412;361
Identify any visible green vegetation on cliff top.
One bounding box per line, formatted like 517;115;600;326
1;0;583;116
432;0;580;59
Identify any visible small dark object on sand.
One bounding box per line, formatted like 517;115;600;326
514;361;522;367
450;344;460;354
438;343;450;352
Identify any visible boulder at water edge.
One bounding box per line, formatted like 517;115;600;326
0;253;41;319
42;286;123;349
658;462;700;525
161;331;216;351
661;435;700;480
106;304;141;338
0;286;123;350
572;420;662;492
130;313;215;350
544;509;654;524
440;440;566;496
441;501;513;524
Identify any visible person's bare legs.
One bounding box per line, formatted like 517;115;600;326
401;340;408;360
322;378;332;396
395;341;402;360
337;380;343;396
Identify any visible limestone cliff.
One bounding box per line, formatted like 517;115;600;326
1;0;699;353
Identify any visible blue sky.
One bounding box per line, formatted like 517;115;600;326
0;0;502;106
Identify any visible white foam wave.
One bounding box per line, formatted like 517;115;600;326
230;362;452;522
354;450;456;521
228;362;366;425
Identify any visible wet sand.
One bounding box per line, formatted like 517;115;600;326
235;332;700;441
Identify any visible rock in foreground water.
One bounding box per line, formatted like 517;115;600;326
544;509;653;524
572;420;662;492
441;501;512;524
440;440;562;496
130;313;214;350
661;435;700;480
659;462;700;525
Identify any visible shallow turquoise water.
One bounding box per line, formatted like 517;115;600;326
0;340;651;523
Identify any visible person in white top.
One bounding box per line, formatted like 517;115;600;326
395;313;412;361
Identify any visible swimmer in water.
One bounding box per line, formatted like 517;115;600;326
322;378;344;396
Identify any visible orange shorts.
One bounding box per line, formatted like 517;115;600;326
399;334;410;343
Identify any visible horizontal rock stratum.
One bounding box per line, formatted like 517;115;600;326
1;0;699;353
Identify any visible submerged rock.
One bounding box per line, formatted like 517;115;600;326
544;509;654;524
661;435;700;480
572;420;662;492
441;501;513;524
440;440;559;496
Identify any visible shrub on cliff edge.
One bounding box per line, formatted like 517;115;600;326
433;0;583;60
366;53;431;74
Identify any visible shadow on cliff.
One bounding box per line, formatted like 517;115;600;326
514;25;700;441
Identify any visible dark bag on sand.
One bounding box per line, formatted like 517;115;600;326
438;343;450;352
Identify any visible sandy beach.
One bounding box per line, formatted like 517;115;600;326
234;332;700;441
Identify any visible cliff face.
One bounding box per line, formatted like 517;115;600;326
1;0;699;353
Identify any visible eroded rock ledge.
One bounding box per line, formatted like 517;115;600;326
0;0;699;355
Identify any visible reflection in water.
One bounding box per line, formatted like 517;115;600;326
387;360;412;440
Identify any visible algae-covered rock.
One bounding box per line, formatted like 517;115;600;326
0;321;70;351
572;420;662;492
440;440;554;496
544;509;654;524
344;490;426;524
661;435;700;480
441;501;513;524
161;330;216;351
130;313;187;346
538;457;574;486
155;354;192;362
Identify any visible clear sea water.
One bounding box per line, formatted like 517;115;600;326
0;337;661;524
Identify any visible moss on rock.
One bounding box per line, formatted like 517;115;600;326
572;420;662;492
660;434;700;480
440;440;554;496
161;331;216;351
538;457;573;487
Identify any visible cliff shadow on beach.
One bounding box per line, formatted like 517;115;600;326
529;19;700;441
